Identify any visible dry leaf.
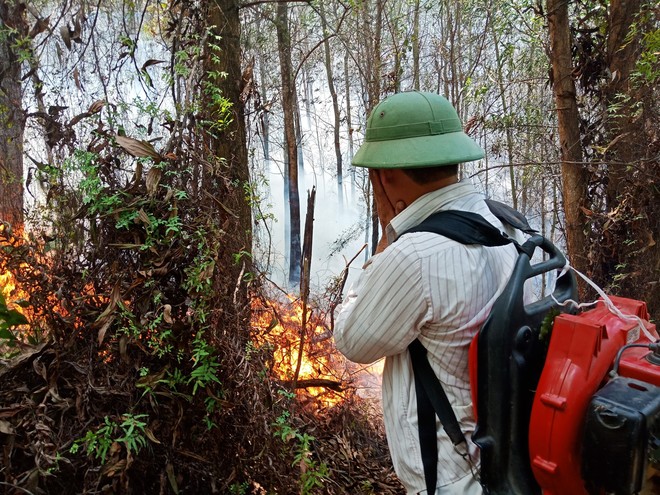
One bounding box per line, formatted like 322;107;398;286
115;134;162;161
166;463;179;494
73;68;81;90
128;160;144;192
119;335;128;362
29;15;50;39
146;167;162;196
142;59;165;70
0;420;15;435
88;100;105;114
95;283;123;344
137;209;152;225
60;25;71;50
145;427;161;444
163;304;173;324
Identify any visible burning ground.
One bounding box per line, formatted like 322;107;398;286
0;170;403;494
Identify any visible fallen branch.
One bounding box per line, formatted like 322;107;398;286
282;378;343;392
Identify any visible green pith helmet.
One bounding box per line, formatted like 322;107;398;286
352;91;484;169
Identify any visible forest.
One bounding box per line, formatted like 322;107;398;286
0;0;658;493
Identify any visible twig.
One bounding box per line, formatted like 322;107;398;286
328;243;367;332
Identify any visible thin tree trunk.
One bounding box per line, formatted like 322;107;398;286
293;187;315;391
0;1;27;230
344;52;355;193
276;2;301;286
490;21;517;209
319;4;343;208
547;0;590;292
412;0;421;90
258;32;270;162
365;0;383;256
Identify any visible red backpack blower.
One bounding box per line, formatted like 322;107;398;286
405;200;659;495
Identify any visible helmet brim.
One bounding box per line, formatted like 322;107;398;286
351;130;484;169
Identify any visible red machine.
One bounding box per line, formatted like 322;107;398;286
530;296;659;495
408;206;659;494
468;233;659;495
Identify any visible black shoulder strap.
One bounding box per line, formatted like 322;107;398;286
403;209;513;247
403;206;528;495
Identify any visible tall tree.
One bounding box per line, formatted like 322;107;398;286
412;0;421;90
276;1;302;286
0;1;27;229
360;0;383;255
204;0;253;312
604;0;643;204
319;2;343;208
547;0;590;290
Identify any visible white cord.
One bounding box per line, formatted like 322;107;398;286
551;262;657;343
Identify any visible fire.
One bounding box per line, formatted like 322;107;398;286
1;225;26;310
251;294;347;407
0;223;75;347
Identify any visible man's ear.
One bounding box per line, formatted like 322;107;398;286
379;168;397;185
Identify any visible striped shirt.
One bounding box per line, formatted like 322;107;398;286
334;182;519;494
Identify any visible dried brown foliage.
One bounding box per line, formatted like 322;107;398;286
0;87;401;495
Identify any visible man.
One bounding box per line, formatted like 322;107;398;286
334;91;520;494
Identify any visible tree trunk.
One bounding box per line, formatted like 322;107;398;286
412;0;421;90
319;3;343;209
604;0;642;204
205;0;252;311
257;17;270;163
490;20;517;209
547;0;590;293
600;0;659;312
0;1;27;230
276;2;301;286
344;52;355;192
362;0;383;256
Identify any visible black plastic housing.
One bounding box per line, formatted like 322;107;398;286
581;377;660;495
471;234;578;494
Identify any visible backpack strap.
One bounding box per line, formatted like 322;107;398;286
409;339;465;493
403;209;514;247
402;208;519;495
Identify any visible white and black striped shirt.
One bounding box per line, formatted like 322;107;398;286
335;182;519;494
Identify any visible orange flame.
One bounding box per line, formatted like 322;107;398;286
250;294;346;408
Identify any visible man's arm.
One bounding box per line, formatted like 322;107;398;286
334;244;430;364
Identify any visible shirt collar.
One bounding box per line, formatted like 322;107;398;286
386;181;477;243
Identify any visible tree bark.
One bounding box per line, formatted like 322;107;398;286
319;3;343;208
0;1;27;230
604;0;642;204
547;0;590;291
412;0;421;90
600;0;659;313
276;2;301;286
343;52;355;192
205;0;252;311
490;20;517;209
363;0;383;256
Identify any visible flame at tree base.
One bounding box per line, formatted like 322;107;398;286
250;293;384;409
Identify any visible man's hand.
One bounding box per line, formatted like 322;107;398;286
370;169;406;253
